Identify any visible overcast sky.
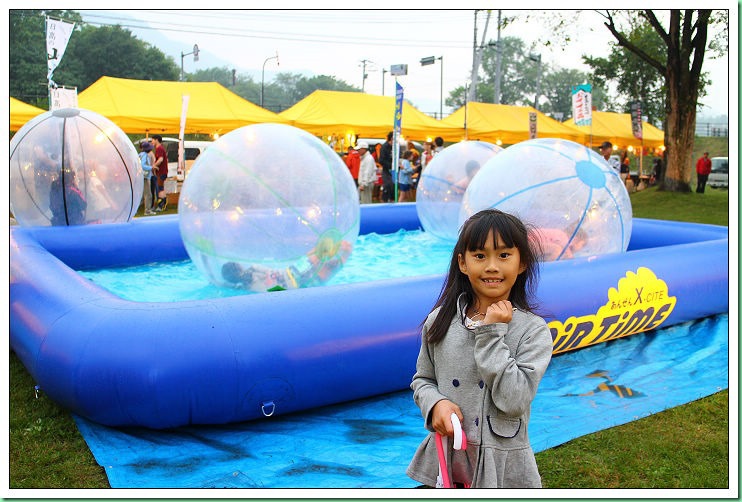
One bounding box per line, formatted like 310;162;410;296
75;8;733;120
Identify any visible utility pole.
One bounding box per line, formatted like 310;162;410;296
359;59;372;92
469;10;491;103
494;10;502;104
469;10;478;103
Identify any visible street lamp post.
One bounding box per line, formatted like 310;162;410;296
180;44;199;82
529;52;542;111
382;68;388;96
420;55;443;119
261;52;279;108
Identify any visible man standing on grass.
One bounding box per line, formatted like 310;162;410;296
695;151;712;194
151;135;168;211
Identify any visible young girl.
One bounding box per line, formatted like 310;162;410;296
406;209;553;488
398;150;414;202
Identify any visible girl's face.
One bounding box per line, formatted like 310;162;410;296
457;230;526;308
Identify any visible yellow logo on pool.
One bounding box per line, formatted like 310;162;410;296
548;267;677;354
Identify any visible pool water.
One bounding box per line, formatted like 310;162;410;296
79;229;455;303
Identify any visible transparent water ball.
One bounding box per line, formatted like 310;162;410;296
460;138;632;261
178;123;360;292
10;108;143;227
416;140;503;241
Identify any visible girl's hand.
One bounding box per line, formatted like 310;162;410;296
431;399;463;436
483;300;514;324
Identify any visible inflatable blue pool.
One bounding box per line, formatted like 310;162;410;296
10;204;728;429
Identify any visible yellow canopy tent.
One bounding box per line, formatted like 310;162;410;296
11;97;45;131
77;76;287;135
278;90;463;148
563;111;665;150
439;102;586;145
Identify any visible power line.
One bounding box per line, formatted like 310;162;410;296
78;10;472;50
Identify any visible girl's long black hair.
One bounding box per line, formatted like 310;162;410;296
425;209;542;344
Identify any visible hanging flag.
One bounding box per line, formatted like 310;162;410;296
46;17;75;83
177;95;190;180
630;100;643;140
571;84;592;126
393;81;404;201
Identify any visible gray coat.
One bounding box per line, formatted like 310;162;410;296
406;298;553;488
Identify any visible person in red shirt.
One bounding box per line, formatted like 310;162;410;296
151;135;169;210
344;145;360;187
695;151;712;193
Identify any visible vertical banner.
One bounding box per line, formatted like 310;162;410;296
528;111;537;139
50;87;78;110
571;84;592;126
393;81;404;202
46;17;75;83
630;100;644;178
177;95;190;181
630;100;643;139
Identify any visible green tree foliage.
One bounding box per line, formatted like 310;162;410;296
539;67;593;118
583;19;667;125
189;67;360;111
9;9;82;106
191;66;239;88
10;9;179;105
599;9;724;192
446;37;536;110
264;73;359;112
445;35;593;120
54;24;179;89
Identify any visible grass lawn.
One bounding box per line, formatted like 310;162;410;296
9;183;732;489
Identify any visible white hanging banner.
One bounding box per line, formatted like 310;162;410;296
571;84;592;126
177;95;190;180
50;86;78;110
46;17;76;83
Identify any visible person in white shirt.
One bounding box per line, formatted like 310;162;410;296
356;141;377;204
599;141;620;174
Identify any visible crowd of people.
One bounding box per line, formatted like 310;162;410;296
342;132;447;204
127;134;704;216
598;140;664;192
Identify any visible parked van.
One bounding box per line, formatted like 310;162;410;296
159;137;212;179
137;137;212;179
707;156;729;188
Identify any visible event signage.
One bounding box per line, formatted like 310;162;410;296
178;95;190;180
548;267;677;354
390;64;408;76
630;100;643;140
50;87;78;110
392;81;404;200
46;17;75;83
571;84;592;126
528;111;537;139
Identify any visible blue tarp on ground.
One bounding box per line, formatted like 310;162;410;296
74;314;728;489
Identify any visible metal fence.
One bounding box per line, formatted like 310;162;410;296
696;122;729;137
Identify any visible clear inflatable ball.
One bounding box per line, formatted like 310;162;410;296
10;108;143;226
416;140;503;241
178;123;360;292
460;138;632;261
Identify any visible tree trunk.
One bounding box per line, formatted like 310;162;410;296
601;10;712;193
654;10;709;192
660;67;696;192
